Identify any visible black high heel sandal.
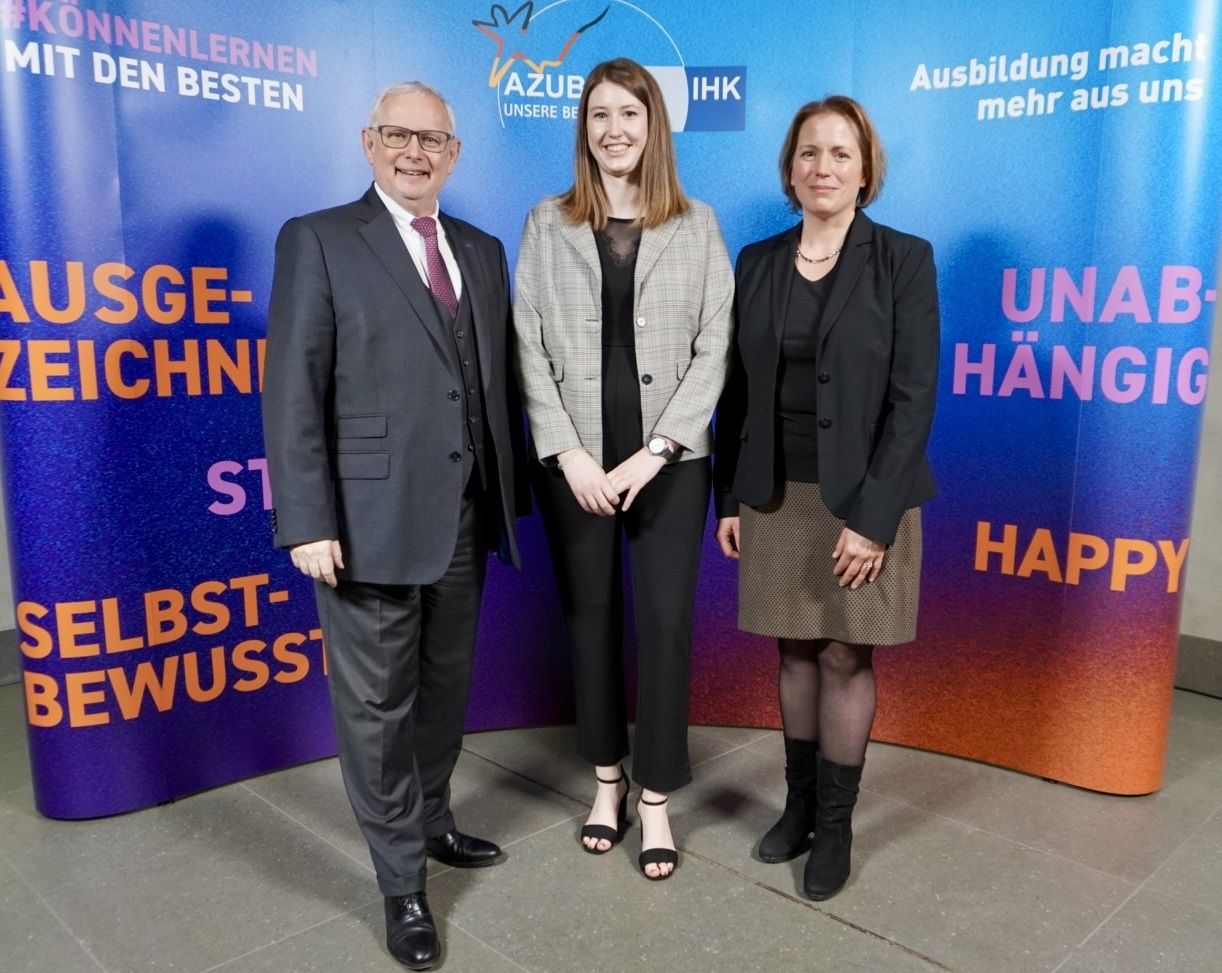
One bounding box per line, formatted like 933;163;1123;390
580;771;629;854
637;795;678;880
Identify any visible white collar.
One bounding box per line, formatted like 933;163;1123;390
373;183;441;230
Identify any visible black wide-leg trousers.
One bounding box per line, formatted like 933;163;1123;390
532;456;710;792
314;484;488;896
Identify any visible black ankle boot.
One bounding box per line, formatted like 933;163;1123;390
758;737;820;863
802;753;863;900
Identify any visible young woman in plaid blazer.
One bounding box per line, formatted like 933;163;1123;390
514;58;734;881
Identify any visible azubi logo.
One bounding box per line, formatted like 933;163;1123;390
471;1;746;131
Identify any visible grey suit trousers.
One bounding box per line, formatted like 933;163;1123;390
314;483;489;895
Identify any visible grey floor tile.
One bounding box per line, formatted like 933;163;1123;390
742;729;785;758
1175;638;1222;699
210;899;525;973
0;856;105;971
244;748;589;892
682;747;1136;973
445;748;589;848
242;759;374;872
782;727;1222;884
689;723;776;748
681;736;795;866
0;683;32;794
834;800;1135;973
0;782;376;972
688;723;774;768
462;725;591;800
1160;712;1222;793
463;723;750;804
1058;889;1220;973
684;724;766;768
427;821;941;973
1143;806;1222;911
3;710;1217;972
1170;688;1222;729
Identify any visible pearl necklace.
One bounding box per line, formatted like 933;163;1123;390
795;244;843;265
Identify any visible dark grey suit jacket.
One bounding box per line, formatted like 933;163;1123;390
262;185;523;584
714;210;939;545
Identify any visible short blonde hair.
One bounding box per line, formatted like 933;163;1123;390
779;96;886;210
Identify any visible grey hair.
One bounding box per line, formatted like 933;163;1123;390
368;81;457;133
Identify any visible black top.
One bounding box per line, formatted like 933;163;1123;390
776;265;836;482
595;218;643;469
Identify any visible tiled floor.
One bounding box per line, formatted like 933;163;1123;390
2;683;1220;972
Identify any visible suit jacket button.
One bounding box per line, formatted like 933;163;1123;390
818;417;833;429
641;373;653;385
448;389;460;401
817;372;831;383
449;451;462;462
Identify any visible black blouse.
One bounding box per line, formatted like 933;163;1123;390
776;265;837;482
594;218;643;469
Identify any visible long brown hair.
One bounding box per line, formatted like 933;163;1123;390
557;58;689;229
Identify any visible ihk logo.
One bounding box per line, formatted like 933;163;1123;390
471;2;745;131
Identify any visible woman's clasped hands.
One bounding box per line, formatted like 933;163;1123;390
557;446;668;515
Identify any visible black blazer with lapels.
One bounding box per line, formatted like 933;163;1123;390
714;210;939;545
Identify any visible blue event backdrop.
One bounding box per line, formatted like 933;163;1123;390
1;0;1218;817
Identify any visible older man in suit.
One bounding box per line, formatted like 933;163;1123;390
262;81;522;970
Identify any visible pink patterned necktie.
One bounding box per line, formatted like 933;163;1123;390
410;216;459;317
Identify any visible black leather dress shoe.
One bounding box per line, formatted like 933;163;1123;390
385;892;440;970
425;829;505;868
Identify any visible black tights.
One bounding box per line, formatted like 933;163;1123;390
777;638;875;766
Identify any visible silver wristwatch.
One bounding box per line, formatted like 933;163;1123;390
647;436;676;460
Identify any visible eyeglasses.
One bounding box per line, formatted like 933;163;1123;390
370;126;454;152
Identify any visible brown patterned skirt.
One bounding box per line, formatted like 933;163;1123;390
738;480;922;645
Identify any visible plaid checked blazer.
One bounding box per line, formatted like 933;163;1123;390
513;196;734;465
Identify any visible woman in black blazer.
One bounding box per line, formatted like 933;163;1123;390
714;96;939;900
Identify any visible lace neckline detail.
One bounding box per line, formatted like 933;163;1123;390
597;218;642;267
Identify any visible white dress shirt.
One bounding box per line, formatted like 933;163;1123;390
373;183;463;302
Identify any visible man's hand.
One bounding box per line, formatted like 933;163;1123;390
557;448;620;516
290;539;345;587
607;448;667;511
